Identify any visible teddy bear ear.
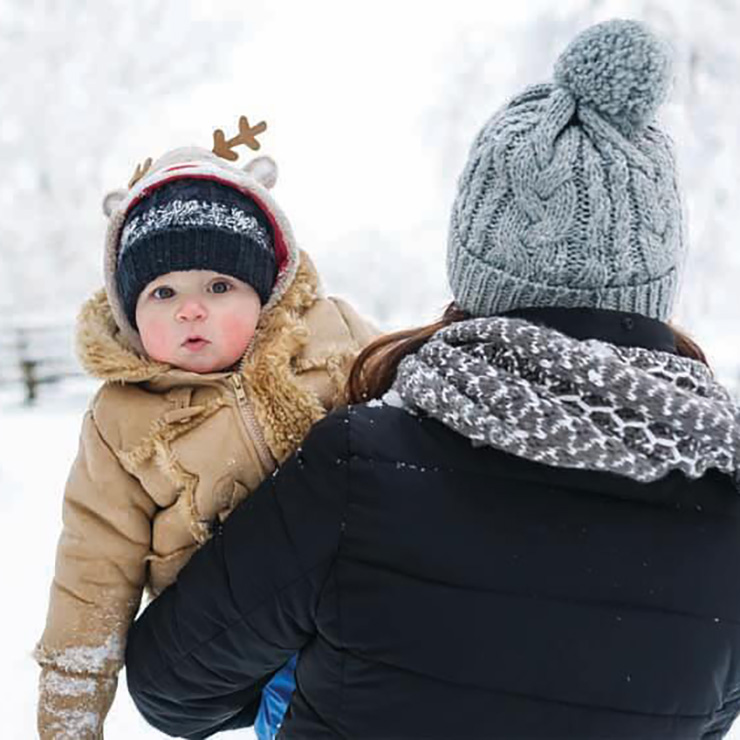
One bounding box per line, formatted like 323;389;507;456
102;189;127;218
243;155;278;189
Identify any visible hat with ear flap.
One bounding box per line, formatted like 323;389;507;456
447;19;684;321
102;116;300;356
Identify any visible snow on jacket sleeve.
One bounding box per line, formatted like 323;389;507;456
35;408;155;740
124;407;349;739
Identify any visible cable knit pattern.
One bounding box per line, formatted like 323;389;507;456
393;317;740;486
448;20;684;321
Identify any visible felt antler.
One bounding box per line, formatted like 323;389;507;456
212;115;267;161
128;157;153;189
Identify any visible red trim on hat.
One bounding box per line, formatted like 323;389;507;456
162;164;199;174
124;173;290;274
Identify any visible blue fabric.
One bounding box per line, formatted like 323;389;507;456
254;654;297;740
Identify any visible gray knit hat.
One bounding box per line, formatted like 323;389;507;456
448;19;684;320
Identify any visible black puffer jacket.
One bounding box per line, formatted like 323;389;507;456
126;309;740;739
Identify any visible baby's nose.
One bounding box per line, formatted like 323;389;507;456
176;299;207;322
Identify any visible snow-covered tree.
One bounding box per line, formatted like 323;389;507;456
0;0;260;317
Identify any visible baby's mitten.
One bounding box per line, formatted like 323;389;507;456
37;666;117;740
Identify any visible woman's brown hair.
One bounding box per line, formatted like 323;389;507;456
346;302;710;404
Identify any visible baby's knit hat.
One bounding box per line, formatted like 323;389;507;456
447;19;684;320
116;178;277;330
102;127;300;356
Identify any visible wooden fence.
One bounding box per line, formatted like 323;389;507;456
0;319;83;404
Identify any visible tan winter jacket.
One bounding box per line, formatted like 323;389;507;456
35;250;377;739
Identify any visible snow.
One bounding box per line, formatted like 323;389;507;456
381;390;405;409
45;708;100;739
40;672;97;698
37;634;122;675
381;389;418;415
364;390;418;413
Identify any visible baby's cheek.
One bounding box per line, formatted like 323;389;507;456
140;319;175;363
220;314;258;357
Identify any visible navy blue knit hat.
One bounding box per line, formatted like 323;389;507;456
116;178;277;328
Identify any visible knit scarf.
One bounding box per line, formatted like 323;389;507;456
392;317;740;486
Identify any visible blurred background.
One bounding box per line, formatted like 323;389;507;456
1;0;738;737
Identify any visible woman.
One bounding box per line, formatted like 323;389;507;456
125;19;740;739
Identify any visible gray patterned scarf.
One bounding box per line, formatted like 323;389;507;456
392;317;740;486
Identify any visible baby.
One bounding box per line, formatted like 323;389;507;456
35;126;376;738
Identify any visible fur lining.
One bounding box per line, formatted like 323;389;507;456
75;289;169;382
242;253;327;462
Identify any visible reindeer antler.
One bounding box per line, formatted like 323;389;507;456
212;115;267;161
128;157;153;189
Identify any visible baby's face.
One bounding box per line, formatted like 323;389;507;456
135;270;261;373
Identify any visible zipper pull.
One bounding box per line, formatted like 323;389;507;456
231;374;248;405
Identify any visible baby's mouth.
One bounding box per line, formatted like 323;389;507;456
182;336;210;351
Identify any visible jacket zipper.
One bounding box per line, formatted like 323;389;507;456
230;374;274;474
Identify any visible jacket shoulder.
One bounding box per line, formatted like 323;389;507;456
301;404;353;459
344;401;428;457
298;296;379;363
344;400;490;476
325;296;379;348
89;382;169;453
286;298;379;414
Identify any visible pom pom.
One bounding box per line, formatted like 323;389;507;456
244;156;278;189
554;19;672;138
102;189;126;217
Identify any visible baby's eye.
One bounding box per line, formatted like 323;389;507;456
211;280;232;294
152;286;175;300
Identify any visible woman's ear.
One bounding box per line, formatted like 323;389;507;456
243;156;278;189
102;189;127;217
